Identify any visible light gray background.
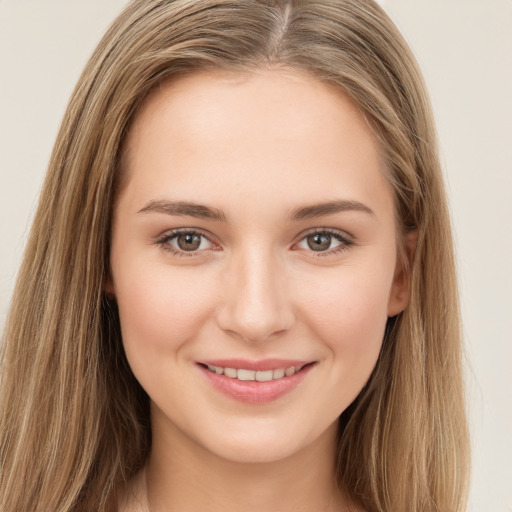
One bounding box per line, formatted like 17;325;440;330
0;1;511;510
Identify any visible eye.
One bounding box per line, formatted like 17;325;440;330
156;229;216;255
295;230;352;254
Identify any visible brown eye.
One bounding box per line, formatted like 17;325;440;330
307;233;333;252
296;230;350;255
157;230;215;254
176;233;203;251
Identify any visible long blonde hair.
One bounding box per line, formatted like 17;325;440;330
0;1;469;510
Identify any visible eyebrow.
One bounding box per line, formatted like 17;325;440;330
137;199;374;222
138;199;227;221
288;200;374;221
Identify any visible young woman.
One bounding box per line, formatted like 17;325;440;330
0;1;470;511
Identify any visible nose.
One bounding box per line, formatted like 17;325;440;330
216;246;295;343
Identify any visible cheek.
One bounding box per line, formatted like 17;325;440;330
113;261;215;360
298;264;393;376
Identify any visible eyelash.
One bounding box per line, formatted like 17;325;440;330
155;228;215;258
154;228;354;258
298;228;354;257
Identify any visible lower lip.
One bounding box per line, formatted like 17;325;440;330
198;364;315;404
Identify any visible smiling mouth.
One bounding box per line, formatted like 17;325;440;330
197;360;317;404
198;362;316;382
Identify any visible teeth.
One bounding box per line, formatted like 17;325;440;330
273;368;285;379
205;364;306;381
237;369;256;381
255;370;273;382
224;367;237;378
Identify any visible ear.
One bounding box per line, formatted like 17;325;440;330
387;230;417;317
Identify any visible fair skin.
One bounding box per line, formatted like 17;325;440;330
109;68;411;512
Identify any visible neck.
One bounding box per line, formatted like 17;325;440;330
144;409;350;512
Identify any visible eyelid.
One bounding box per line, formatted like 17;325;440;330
292;227;354;255
154;226;355;258
154;228;220;257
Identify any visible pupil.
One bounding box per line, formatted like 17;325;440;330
308;233;331;251
177;233;201;251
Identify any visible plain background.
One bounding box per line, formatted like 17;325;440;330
0;1;511;510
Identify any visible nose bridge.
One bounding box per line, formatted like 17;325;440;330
217;242;294;342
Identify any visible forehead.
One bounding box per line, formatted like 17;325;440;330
119;68;393;219
127;67;379;155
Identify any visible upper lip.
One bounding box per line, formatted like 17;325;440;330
198;358;314;371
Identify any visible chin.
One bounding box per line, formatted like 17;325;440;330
195;419;338;465
206;436;305;464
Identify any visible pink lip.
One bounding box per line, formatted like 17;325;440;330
197;359;316;405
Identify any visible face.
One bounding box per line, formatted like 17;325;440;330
108;68;410;464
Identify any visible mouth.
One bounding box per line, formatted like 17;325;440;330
198;361;314;382
197;360;317;404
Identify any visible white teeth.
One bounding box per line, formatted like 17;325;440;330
272;368;285;379
205;364;307;381
255;370;273;382
237;369;256;381
224;367;237;378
